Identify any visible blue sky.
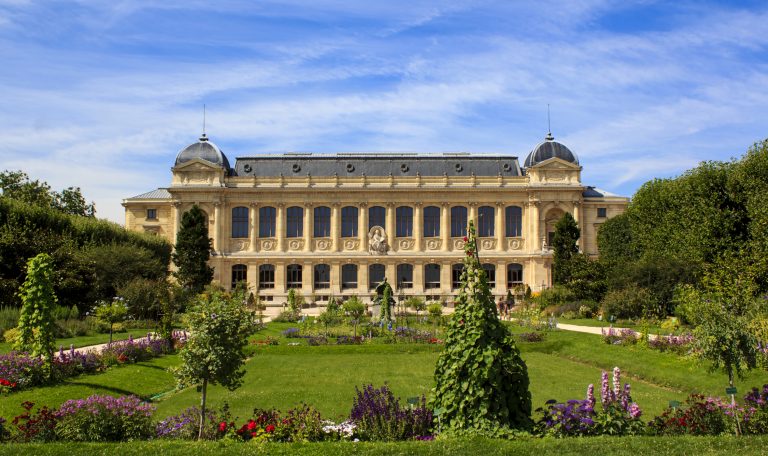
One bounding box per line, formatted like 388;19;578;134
1;0;766;222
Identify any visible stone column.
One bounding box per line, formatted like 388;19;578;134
440;261;452;296
248;203;258;253
331;203;341;252
172;202;181;244
413;203;423;251
441;203;450;252
384;262;396;286
496;261;506;296
386;203;396;252
302;260;313;295
247;263;258;292
304;204;313;252
468;203;477;231
413;261;425;294
275;261;286;295
530;201;540;253
495;202;504;252
359;261;369;294
330;262;341;295
213;201;222;253
276;204;285;252
359;203;368;252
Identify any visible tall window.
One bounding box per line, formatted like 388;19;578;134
341;206;358;237
369;264;385;289
231;206;249;238
507;263;523;288
259;264;275;289
505;206;522;237
342;264;358;289
369;206;386;229
231;264;247;288
314;206;331;237
451;264;464;289
423;206;440;238
314;264;330;289
286;206;303;238
397;264;413;289
396;206;413;237
146;208;157;220
259;206;276;237
478;205;495;237
424;264;440;289
286;264;302;289
451;206;467;237
482;263;496;288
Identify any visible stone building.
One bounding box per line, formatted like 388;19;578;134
122;132;628;304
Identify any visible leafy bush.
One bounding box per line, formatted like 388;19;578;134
534;286;575;311
272;310;301;323
281;327;300;338
743;384;768;434
117;278;170;320
55;395;155;441
601;327;640;345
601;285;653;319
232;405;326;442
648;394;731;435
517;332;546;342
156;405;230;440
647;334;695;354
10;401;59;442
350;384;432;441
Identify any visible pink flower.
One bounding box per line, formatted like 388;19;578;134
218;421;227;432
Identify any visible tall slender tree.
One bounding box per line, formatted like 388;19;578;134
552;212;580;285
16;253;57;374
172;205;213;293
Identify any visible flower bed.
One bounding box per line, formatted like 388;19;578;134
647;334;695;354
601;327;640;345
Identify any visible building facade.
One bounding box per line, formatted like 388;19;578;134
123;132;628;304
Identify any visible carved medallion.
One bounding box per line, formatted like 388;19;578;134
480;238;497;250
288;239;304;251
426;239;442;250
398;238;415;250
344;239;360;250
260;240;275;251
453;239;466;250
508;238;523;250
315;239;332;251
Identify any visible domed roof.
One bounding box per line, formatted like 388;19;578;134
524;132;579;168
174;134;231;169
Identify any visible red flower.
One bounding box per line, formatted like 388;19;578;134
467;250;473;256
463;236;468;242
251;431;258;438
218;421;227;432
247;420;257;431
265;424;275;433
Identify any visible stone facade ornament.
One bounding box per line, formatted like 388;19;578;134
508;238;523;250
288;239;305;251
260;240;275;251
368;226;389;255
315;239;332;251
343;239;360;250
480;238;497;250
426;239;442;250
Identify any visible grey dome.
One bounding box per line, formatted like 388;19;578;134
524;133;579;168
174;134;231;169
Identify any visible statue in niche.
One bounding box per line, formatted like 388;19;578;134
368;226;389;255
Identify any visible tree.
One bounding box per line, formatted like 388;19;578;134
174;289;255;439
343;297;366;338
52;186;95;217
431;221;532;435
94;297;128;344
287;288;305;315
0;170;95;216
172;205;213;293
552;213;580;285
15;253;58;372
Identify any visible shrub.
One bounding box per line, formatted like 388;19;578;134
517;332;546;342
743;384;768;434
10;401;59;442
232;405;326;442
272;310;301;323
647;394;731;435
56;395;155;441
601;327;640;345
156;405;230;440
534;286;575;311
601;285;653;319
0;306;19;335
3;327;19;344
281;327;300;338
350;384;432;441
647;334;695;354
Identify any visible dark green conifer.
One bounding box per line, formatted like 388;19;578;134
172;205;213;293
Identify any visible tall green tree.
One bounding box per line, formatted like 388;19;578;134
0;170;95;216
172;205;213;293
94;297;128;344
173;289;255;439
343;296;366;338
15;253;57;370
432;221;532;436
552;213;580;285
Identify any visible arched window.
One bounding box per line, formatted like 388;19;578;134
369;264;385;289
396;206;413;237
314;264;330;289
424;264;440;289
286;206;304;238
342;264;358;289
423;206;440;238
397;264;413;289
369;206;386;229
286;264;302;289
482;263;496;288
507;263;523;288
505;206;522;237
451;206;467;237
258;264;275;289
314;206;331;237
451;264;464;289
231;264;247;289
231;207;249;238
478;206;495;237
341;206;358;237
259;206;276;237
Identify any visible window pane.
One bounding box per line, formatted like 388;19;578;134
259;207;276;237
259;264;275;289
287;264;302;289
341;206;358;238
314;206;331;237
505;206;522;237
451;264;464;289
482;263;496;288
342;264;358;289
314;264;330;289
507;263;523;288
451;206;467;237
369;206;386;229
286;206;304;238
396;264;413;289
396;206;413;237
597;207;607;218
423;206;440;238
369;264;385;289
478;206;495;237
231;206;249;238
424;264;440;289
231;264;247;288
147;208;157;220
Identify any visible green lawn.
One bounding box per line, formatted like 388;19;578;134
2;436;768;456
0;327;158;354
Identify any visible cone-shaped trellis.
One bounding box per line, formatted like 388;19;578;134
431;220;533;434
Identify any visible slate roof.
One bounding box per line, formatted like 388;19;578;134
583;186;621;198
126;188;172;200
524;133;579;167
175;134;231;169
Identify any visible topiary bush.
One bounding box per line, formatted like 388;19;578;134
431;221;532;436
